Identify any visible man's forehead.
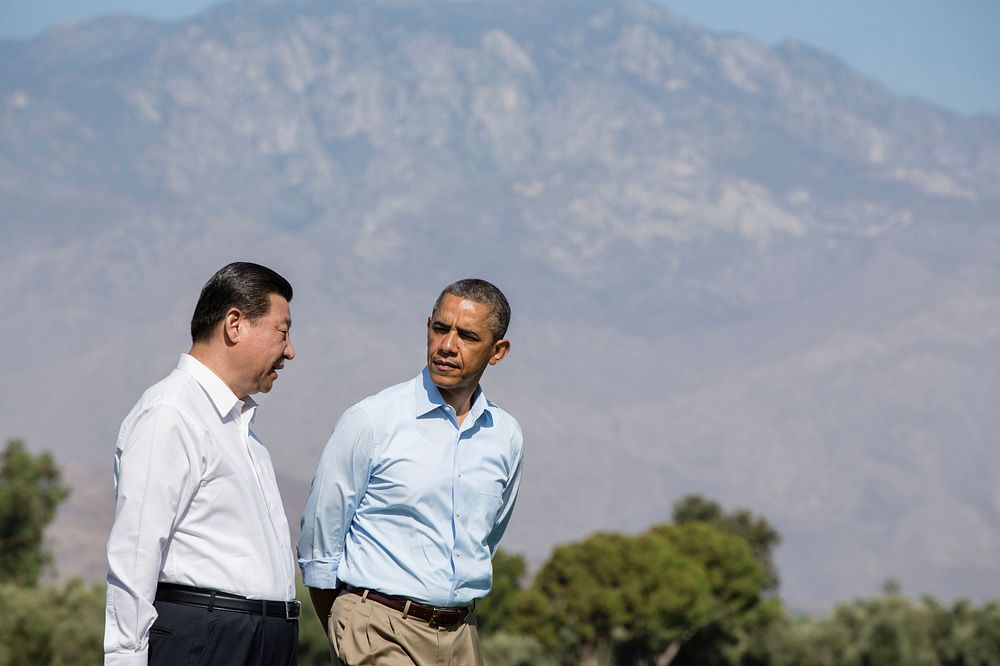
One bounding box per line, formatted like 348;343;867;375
436;295;486;313
434;296;490;324
268;293;292;324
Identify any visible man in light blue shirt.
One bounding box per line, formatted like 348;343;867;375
298;278;523;665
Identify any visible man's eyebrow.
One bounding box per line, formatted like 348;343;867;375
430;319;480;337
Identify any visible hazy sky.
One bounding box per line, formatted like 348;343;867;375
1;0;997;116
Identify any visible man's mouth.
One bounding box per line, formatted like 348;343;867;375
433;359;459;370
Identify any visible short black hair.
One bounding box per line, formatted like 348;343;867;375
190;262;293;343
433;278;511;341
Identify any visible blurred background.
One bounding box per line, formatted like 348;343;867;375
1;1;998;660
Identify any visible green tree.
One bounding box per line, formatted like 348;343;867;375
926;597;1000;666
0;578;105;666
0;439;71;585
757;612;853;666
517;529;726;665
641;523;774;665
830;582;939;666
476;549;527;636
481;631;557;666
672;495;781;593
757;583;1000;666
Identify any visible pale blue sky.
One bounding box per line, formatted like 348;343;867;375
1;0;997;115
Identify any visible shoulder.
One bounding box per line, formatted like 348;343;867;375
325;376;413;444
486;400;524;449
119;370;206;438
351;375;417;423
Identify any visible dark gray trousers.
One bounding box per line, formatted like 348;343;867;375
149;599;298;666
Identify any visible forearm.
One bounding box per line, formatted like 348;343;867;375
308;586;340;634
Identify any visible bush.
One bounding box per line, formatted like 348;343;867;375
0;579;104;666
481;631;557;666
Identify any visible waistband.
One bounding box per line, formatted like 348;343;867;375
155;583;300;620
344;585;471;629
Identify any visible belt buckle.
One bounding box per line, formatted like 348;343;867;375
429;606;462;629
285;600;301;620
429;607;455;629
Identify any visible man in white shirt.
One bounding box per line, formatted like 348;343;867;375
104;262;300;666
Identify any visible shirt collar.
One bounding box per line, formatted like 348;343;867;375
177;354;257;421
416;366;491;423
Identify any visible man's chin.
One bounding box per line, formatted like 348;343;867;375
429;372;459;390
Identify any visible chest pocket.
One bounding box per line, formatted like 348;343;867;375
470;479;504;542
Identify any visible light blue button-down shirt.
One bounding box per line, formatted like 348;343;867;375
298;368;524;606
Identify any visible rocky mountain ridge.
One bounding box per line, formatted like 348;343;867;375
2;0;997;611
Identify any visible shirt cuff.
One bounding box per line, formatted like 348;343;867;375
105;650;148;666
298;558;340;589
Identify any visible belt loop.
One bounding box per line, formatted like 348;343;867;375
261;599;267;617
208;590;217;612
361;589;369;603
402;599;411;620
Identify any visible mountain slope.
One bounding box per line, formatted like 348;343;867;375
3;0;998;611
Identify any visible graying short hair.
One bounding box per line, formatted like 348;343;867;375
432;278;511;341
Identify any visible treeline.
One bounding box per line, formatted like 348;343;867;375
2;439;998;665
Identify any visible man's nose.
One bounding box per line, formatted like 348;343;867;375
438;331;458;354
284;338;296;360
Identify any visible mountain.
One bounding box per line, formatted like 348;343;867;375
2;0;998;612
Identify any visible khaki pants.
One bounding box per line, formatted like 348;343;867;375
328;591;483;666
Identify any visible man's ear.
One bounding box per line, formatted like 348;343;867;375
489;339;511;365
222;308;243;345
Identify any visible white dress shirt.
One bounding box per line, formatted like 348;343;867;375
298;368;524;606
104;354;295;666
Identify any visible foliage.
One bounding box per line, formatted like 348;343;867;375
924;597;1000;666
481;631;557;666
517;529;724;665
477;549;528;636
0;439;71;585
640;523;773;665
838;583;938;666
672;495;782;593
0;578;104;666
2;460;997;666
758;583;1000;666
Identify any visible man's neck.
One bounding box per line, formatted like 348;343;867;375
189;344;246;400
439;385;476;426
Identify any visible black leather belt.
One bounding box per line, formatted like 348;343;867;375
155;583;301;620
344;585;470;628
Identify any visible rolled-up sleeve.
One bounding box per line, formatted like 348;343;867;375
297;407;374;589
